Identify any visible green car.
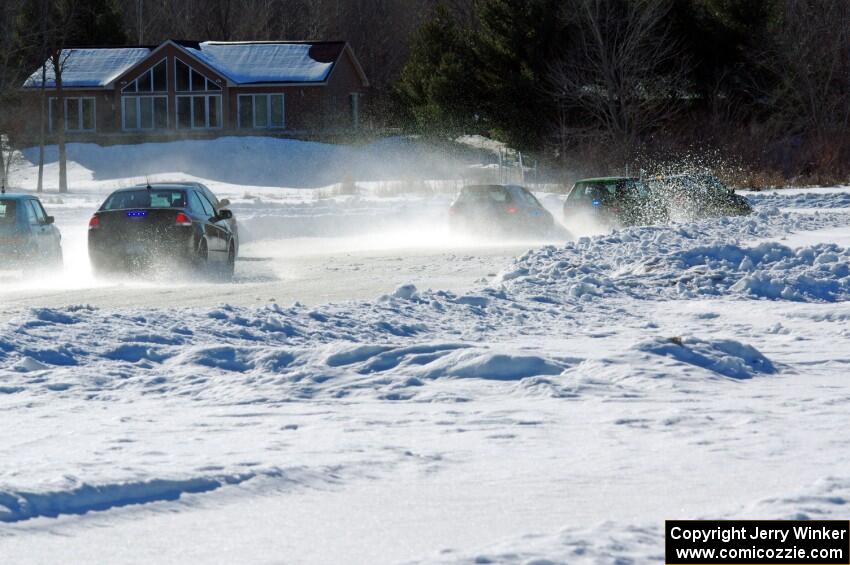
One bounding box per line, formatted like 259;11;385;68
647;173;752;220
564;174;752;228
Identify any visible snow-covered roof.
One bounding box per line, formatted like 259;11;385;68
24;41;358;89
24;48;152;88
187;42;342;84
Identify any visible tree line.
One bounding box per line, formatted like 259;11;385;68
397;0;850;185
1;0;849;189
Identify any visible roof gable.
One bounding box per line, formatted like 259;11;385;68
24;48;152;88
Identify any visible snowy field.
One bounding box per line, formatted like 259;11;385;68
2;140;850;563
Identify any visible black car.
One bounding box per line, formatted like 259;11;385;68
449;184;556;238
563;176;663;227
135;181;238;253
89;184;237;278
649;173;752;220
0;193;63;268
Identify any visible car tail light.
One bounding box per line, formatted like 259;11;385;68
88;215;100;229
506;206;518;214
175;212;192;226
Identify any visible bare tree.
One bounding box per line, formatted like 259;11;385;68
0;0;28;192
37;0;49;192
24;0;78;193
51;48;74;193
0;134;24;192
765;0;850;141
547;0;686;151
37;60;46;192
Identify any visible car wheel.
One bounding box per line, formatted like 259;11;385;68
54;246;64;269
221;243;236;281
195;239;210;276
90;258;110;278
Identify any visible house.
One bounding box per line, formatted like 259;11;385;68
21;39;369;140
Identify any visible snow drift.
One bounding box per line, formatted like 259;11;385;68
17;136;473;188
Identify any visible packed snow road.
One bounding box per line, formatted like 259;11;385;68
0;189;536;320
0;239;528;317
2;186;850;564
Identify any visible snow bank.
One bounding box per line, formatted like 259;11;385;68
15;136;472;189
672;241;850;301
749;190;850;210
635;336;776;379
497;207;850;302
0;473;255;523
0;298;574;402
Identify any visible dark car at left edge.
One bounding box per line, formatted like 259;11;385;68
0;192;63;268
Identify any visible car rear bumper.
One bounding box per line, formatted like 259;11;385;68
451;214;553;237
88;231;196;270
0;236;43;265
564;206;619;222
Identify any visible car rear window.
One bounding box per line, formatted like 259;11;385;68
570;182;618;202
0;200;16;224
459;186;510;203
102;189;188;210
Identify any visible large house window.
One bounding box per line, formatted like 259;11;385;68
175;58;222;92
49;97;95;132
122;59;167;93
238;94;284;129
123;96;168;130
176;95;221;129
122;58;168;131
174;58;222;129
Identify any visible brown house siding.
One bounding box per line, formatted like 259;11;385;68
18;88;115;138
323;49;369;129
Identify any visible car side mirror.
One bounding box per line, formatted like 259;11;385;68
45;216;55;225
217;209;233;220
219;198;231;208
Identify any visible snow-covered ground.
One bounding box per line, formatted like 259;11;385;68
2;141;850;563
